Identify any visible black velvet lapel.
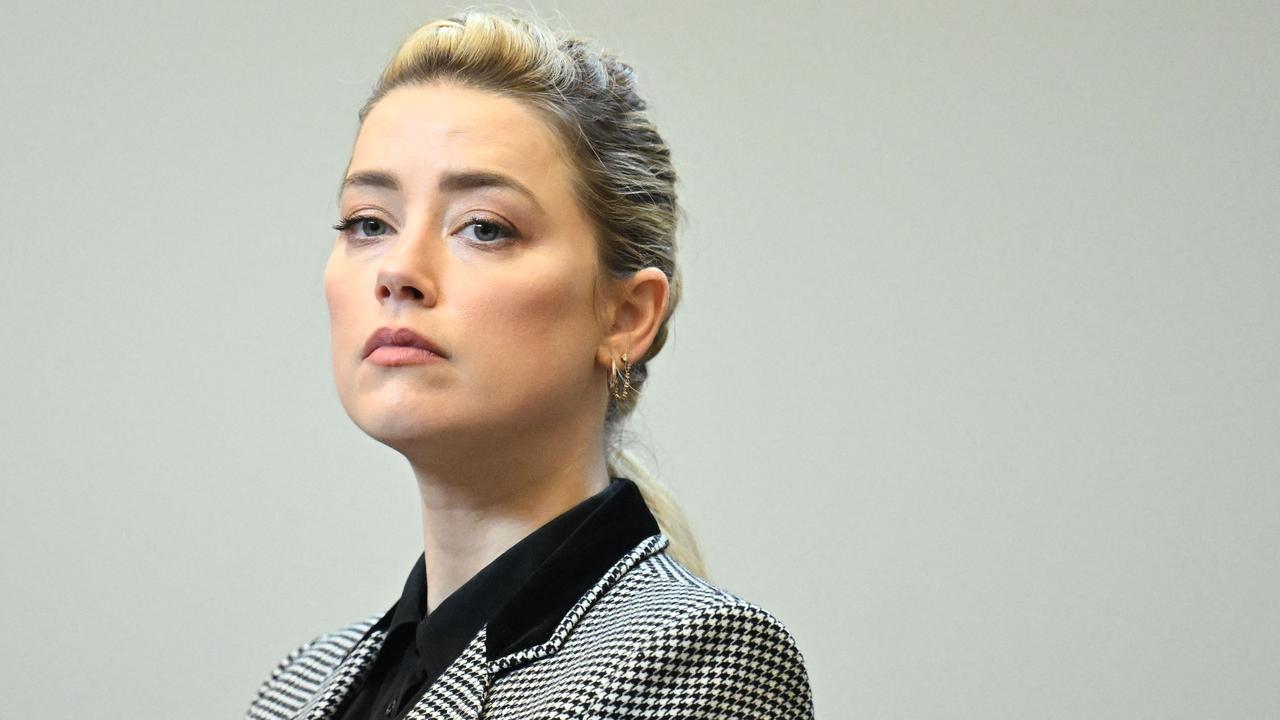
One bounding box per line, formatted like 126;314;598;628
484;476;661;662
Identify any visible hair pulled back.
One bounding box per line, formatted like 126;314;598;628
358;10;706;577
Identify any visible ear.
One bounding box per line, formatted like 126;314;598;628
596;267;669;367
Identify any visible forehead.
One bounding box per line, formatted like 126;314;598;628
350;82;572;190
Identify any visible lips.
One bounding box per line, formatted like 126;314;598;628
362;326;448;360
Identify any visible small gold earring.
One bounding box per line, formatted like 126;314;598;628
610;351;632;402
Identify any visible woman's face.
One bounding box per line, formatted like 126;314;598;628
324;82;610;455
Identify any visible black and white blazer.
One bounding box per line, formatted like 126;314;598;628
245;532;815;719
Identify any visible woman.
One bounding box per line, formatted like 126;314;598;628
246;10;814;720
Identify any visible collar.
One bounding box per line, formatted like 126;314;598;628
303;485;667;720
367;476;661;671
485;475;660;662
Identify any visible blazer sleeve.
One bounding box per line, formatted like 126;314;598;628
584;600;816;719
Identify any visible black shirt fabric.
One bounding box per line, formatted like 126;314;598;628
334;476;660;720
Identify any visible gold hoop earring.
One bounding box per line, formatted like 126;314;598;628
610;351;632;403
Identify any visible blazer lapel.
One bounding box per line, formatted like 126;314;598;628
284;624;491;720
394;533;668;719
293;628;386;720
482;480;666;669
288;482;667;720
401;631;492;720
487;533;669;675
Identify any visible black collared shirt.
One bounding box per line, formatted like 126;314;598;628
334;476;660;720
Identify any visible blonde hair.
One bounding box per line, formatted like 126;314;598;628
359;10;707;578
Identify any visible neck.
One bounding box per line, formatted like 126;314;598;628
408;413;611;614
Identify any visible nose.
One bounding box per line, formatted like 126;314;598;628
374;225;440;308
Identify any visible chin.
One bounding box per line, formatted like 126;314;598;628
349;390;441;433
349;391;491;453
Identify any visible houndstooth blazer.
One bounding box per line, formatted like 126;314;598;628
245;532;815;719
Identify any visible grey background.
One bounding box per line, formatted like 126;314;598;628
1;1;1276;718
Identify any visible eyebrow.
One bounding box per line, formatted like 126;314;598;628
338;169;544;213
338;170;399;197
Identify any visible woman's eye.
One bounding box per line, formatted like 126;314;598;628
333;215;390;239
457;217;515;245
356;218;388;237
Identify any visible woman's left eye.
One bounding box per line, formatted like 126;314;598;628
456;217;517;246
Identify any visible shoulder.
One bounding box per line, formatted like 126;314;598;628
610;546;806;641
579;548;816;718
244;613;380;720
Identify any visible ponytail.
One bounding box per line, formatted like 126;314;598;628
608;447;709;579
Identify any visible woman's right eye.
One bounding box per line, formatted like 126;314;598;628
333;215;391;240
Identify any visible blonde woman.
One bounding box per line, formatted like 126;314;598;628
246;10;813;720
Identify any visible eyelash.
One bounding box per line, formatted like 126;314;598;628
331;215;378;239
332;214;518;248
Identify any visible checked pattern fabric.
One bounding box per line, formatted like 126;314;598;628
246;533;815;719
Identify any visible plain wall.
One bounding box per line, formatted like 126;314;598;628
1;1;1276;718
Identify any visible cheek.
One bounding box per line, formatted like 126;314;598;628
458;267;597;361
323;251;367;370
324;252;358;330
